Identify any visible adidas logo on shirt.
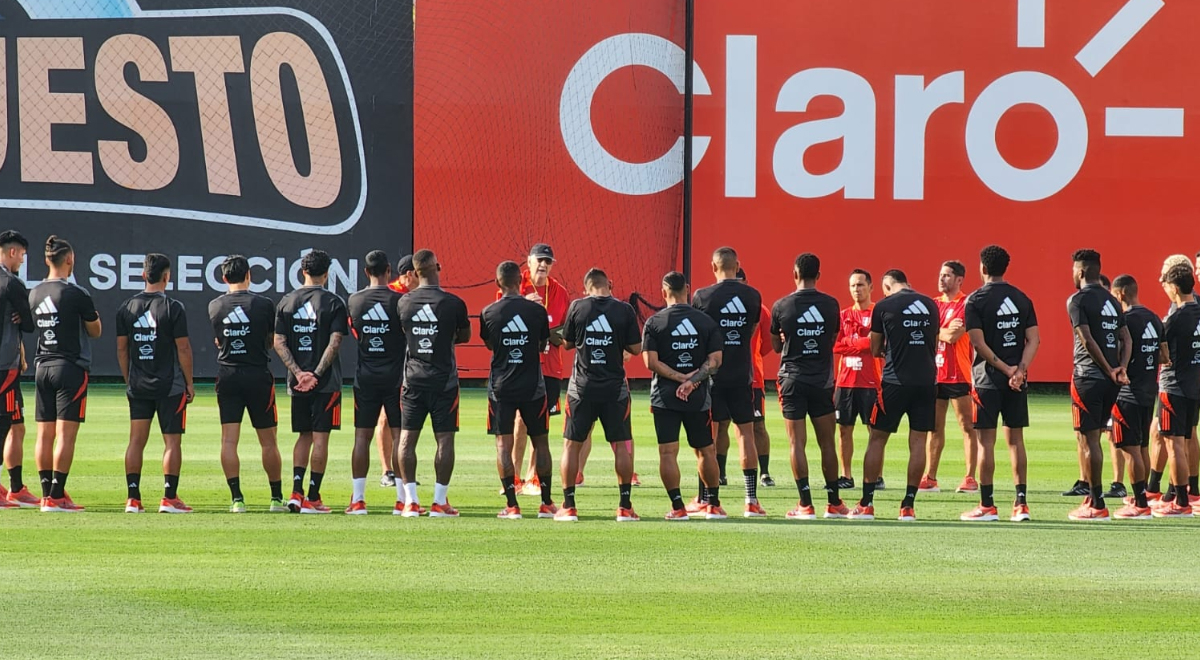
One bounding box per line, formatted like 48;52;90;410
998;297;1020;316
35;297;57;315
671;318;699;350
904;300;930;315
293;301;317;321
133;311;156;329
503;315;529;333
797;306;827;339
1143;324;1159;340
1100;300;1119;317
587;314;613;333
671;319;698;336
501;315;529;348
800;306;825;323
720;297;747;315
131;311;157;355
412;304;438;323
585;314;614;354
223;306;251;325
364;302;389;322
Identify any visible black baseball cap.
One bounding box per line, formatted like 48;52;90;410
529;243;555;261
396;254;415;275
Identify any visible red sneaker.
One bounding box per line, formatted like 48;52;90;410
287;492;304;513
0;483;7;500
616;507;640;522
537;503;559;518
497;506;522;520
345;500;368;515
430;502;460;518
6;487;41;508
1011;504;1031;522
42;496;84;512
956;476;980;494
743;501;768;518
1151;500;1194;518
575;472;585;486
960;505;999;522
630;473;642;487
685;497;707;514
1068;503;1110;521
0;497;16;510
1145;490;1163;503
664;508;689;521
897;506;916;522
159;497;193;514
705;505;728;520
847;504;875;520
824;502;851;519
917;476;940;493
299;499;330;514
1113;504;1152;520
59;493;85;512
785;502;816;520
399;502;424;517
554;506;578;522
124;498;144;513
1188;494;1200;507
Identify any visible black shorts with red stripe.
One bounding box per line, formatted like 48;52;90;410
129;392;189;435
970;387;1029;430
0;369;24;425
401;386;459;433
563;395;632;443
34;362;88;423
488;395;549;437
216;366;278;429
291;390;342;434
1111;399;1152;448
1157;392;1200;440
1071;378;1118;433
869;382;936;434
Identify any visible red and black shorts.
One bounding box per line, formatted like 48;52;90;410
1157;392;1200;440
652;407;713;449
489;395;549;436
129;392;189;435
291;390;342;434
1071;378;1118;434
401;386;460;433
0;369;24;425
563;395;632;443
1110;399;1153;448
216;366;278;429
34;362;88;424
870;382;936;434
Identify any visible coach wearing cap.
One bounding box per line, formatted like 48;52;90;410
389;254;418;295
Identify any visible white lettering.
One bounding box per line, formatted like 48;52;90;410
584;335;614;346
893;72;964;200
120;254;143;290
177;255;204;292
89;254;117;290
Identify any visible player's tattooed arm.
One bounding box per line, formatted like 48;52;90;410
687;352;723;386
274;334;303;376
314;332;343;378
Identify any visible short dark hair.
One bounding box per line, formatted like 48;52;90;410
221;255;250;284
942;260;965;278
979;245;1010;276
496;260;521;288
1099;274;1111;290
1164;264;1195;295
301;249;332;277
0;231;28;250
144;253;171;284
712;246;738;270
882;269;908;284
45;235;73;267
662;271;687;293
850;268;872;285
1111;274;1137;297
413;249;438;278
364;250;390;277
584;268;609;289
794;253;820;280
1072;248;1101;279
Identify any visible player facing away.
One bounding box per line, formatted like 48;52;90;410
770;254;846;519
30;236;101;512
396;250;471;517
116;255;195;514
1066;249;1131;521
959;245;1039;522
346;251;406;515
642;272;725;521
922;260;979;495
556;268;642;522
691;247;767;516
744;272;776;489
480;261;554;519
208;255;284;513
833;269;880;491
0;231;35;509
274;250;348;514
849;269;938;521
376;253;417;488
1151;264;1200;518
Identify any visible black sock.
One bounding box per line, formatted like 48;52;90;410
743;469;758;502
8;465;22;493
563;486;576;509
618;483;632;509
1133;480;1148;508
1015;484;1028;505
758;454;770;476
307;472;324;501
164;474;179;500
716;454;728;480
1172;484;1188;505
501;476;518;507
385;470;396;479
126;473;141;500
980;484;995;508
707;486;720;507
50;471;67;499
861;481;876;507
825;482;841;506
270;480;283;500
1090;484;1105;510
1148;470;1163;492
668;488;684;511
901;485;918;509
228;477;244;502
1190;476;1199;497
697;476;706;502
539;472;553;506
39;469;52;497
292;467;306;495
796;477;812;507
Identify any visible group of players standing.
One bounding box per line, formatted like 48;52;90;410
0;230;1197;522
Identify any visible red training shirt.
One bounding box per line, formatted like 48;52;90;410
935;291;972;384
495;269;571;379
750;303;772;389
834;304;879;389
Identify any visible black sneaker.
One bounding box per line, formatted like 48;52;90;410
760;474;776;487
718;476;728;487
380;472;396;488
836;476;855;490
874;477;886;490
1061;480;1089;496
1104;482;1127;499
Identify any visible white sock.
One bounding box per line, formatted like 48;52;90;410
351;478;366;503
405;482;420;505
396;481;406;503
433;483;449;505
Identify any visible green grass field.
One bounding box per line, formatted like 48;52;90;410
2;385;1198;659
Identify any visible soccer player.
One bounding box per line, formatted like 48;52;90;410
1152;264;1200;517
1063;274;1118;497
742;269;775;487
274;250;348;514
376;253;417;488
848;270;938;521
556;268;642;522
1066;249;1130;521
208;255;284;513
480;260;554;519
0;231;34;509
116;254;195;514
346;251;406;515
958;245;1039;522
833;269;879;490
1146;255;1197;503
396;250;471;517
643;271;725;520
30;236;101;512
921;261;978;495
691;247;767;516
769;253;846;520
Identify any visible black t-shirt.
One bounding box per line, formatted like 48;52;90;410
208;290;276;369
1160;301;1200;400
348;285;406;388
643;304;722;412
479;295;550;402
1120;305;1164;405
769;289;840;388
691;279;762;388
275;286;348;394
30;279;100;370
871;289;938;386
964;281;1039;390
562;295;641;402
397;285;470;392
1067;283;1125;381
116;292;189;398
0;266;32;370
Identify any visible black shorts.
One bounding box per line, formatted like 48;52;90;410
354;382;402;430
870;382;936;434
777;379;835;421
0;375;24;426
129;393;189;435
545;377;563;416
937;383;971;400
489;395;549;436
970;387;1029;430
564;396;632;443
1071;378;1118;433
1157;392;1200;440
216;366;278;429
652;407;713;449
1111;399;1153;448
34;362;88;423
401;386;460;433
752;387;766;421
835;387;876;427
291;390;342;434
710;384;756;425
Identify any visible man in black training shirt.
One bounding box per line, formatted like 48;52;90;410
116;254;195;514
396;249;471;518
209;255;284;514
642;272;725;521
0;231;34;509
275;250;348;514
557;268;642;522
849;269;937;521
1066;249;1131;521
960;245;1039;523
480;261;553;519
30;236;101;512
375;253;418;488
346;250;405;515
691;246;766;516
1152;264;1200;517
769;253;844;520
